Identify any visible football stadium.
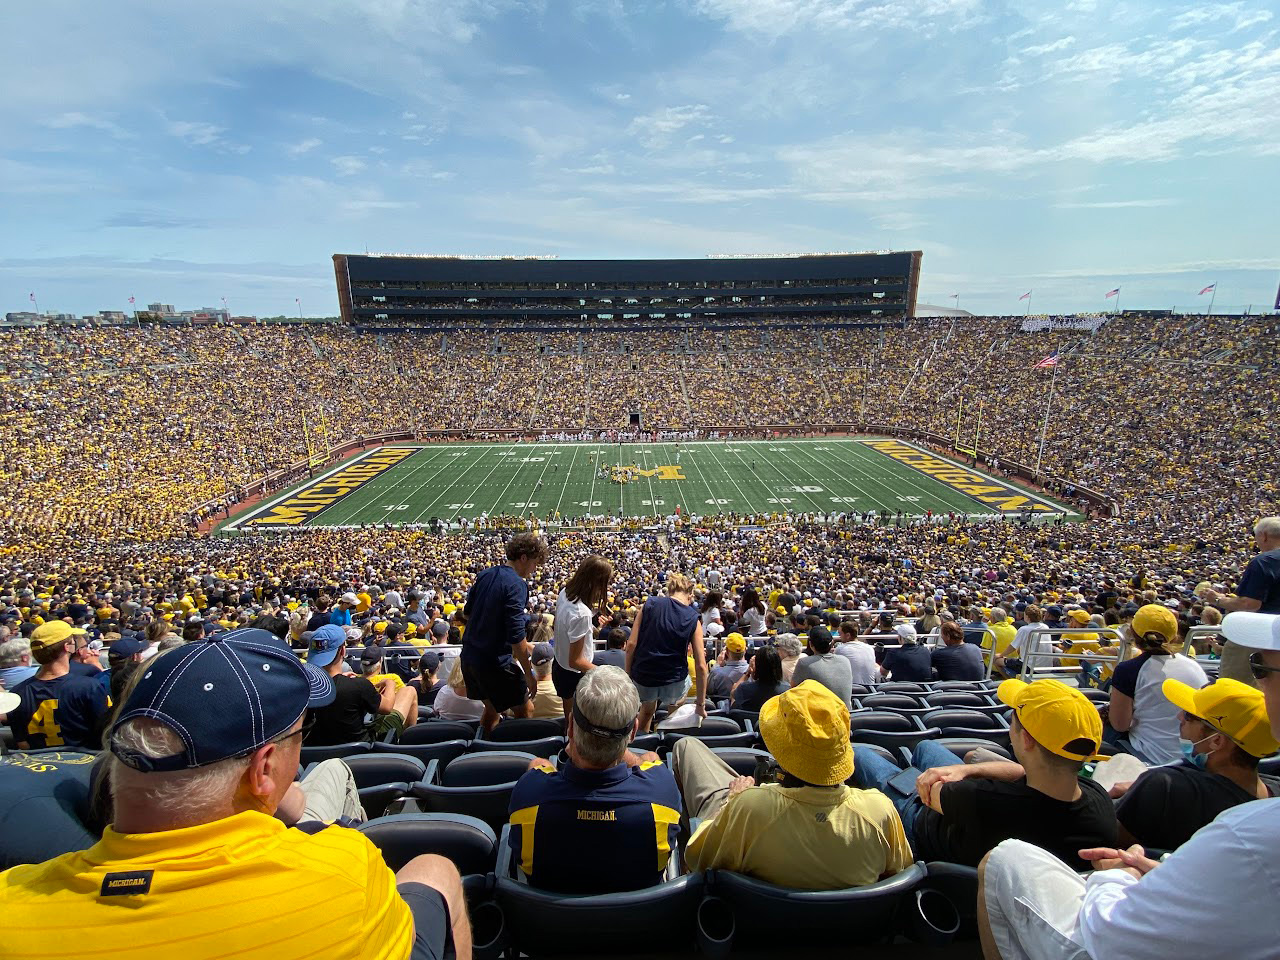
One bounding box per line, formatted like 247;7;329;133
4;4;1280;959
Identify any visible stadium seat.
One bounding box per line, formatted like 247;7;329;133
849;684;877;697
846;742;906;771
859;693;927;711
371;737;468;768
493;824;706;957
851;727;942;753
922;708;1005;733
467;736;564;759
708;747;774;778
923;692;995;708
725;708;759;729
629;733;662;754
479;717;565;742
412;750;535;833
697;863;932;951
358;812;498;876
340;752;430;819
931;681;992;691
849;711;923;734
876;682;929;694
663;730;758;750
398;720;479;744
1258;755;1280;777
300;741;370;765
1077;688;1110;703
920;862;981;940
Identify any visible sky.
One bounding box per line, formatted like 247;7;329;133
2;0;1278;317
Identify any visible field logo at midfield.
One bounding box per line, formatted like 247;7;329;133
244;447;418;527
628;465;686;480
862;440;1054;513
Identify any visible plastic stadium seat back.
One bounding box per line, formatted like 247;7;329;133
686;716;747;736
921;862;981;937
935;738;1012;762
467;736;565;759
629;733;662;754
342;752;428;790
923;692;994;708
844;742;905;776
708;747;774;778
1258;755;1280;777
948;726;1011;749
493;824;706;957
480;717;565;742
931;681;992;692
849;684;876;697
877;682;929;695
357;785;410;821
663;731;758;750
725;709;759;730
412;752;536;833
860;693;927;711
1078;688;1110;703
300;741;370;765
400;721;480;745
922;709;1001;732
372;738;468;769
358;813;498;875
851;727;942;752
849;711;920;734
700;863;927;949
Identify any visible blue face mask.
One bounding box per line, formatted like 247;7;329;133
1179;735;1214;769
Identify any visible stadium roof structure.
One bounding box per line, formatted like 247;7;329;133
915;303;976;318
334;251;922;331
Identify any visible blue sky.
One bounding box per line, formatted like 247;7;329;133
2;0;1278;316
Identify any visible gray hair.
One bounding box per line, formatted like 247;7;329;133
109;717;250;823
571;666;638;768
774;635;803;659
1255;517;1280;540
0;637;31;668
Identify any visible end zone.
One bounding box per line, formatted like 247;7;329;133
862;439;1071;515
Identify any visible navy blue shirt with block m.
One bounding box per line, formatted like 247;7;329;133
462;564;530;667
507;758;682;894
1237;547;1280;614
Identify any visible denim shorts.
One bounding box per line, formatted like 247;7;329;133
633;677;690;706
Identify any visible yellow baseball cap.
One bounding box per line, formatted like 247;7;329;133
30;620;88;657
1132;604;1179;645
1163;677;1279;758
758;680;853;786
1067;609;1092;624
997;678;1106;762
725;632;746;654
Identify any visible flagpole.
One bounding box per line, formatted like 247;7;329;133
1207;282;1217;316
1034;360;1059;478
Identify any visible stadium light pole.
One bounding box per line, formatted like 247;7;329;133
1034;360;1060;479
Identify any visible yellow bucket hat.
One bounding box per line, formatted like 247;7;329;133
758;680;853;786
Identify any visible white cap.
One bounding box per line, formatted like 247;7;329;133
705;621;724;638
1223;612;1280;651
894;623;918;641
340;592;359;605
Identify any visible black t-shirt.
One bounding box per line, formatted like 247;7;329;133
931;643;986;681
881;643;933;682
305;674;380;746
730;679;789;712
913;775;1117;868
1116;760;1280;850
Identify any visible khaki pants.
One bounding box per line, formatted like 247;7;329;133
670;737;737;821
1218;640;1259;689
300;758;366;824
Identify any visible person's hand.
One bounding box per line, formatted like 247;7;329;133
916;765;967;802
527;674;538;698
637;750;661;766
378;678;396;693
1079;844;1160;879
727;775;754;799
528;757;555;773
1108;781;1133;799
695;701;708;720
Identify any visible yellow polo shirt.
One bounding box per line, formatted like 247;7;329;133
686;783;913;889
981;622;1018;658
0;810;413;960
367;672;405;690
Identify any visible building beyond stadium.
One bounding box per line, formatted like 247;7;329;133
333;252;922;332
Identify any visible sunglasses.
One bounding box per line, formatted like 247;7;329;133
1249;652;1280;681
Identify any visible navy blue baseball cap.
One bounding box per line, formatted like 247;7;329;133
108;635;148;658
307;623;348;668
110;628;335;773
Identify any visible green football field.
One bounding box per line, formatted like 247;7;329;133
223;439;1077;531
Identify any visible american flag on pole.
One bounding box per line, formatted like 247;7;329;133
1105;288;1120;298
1198;283;1216;295
1018;290;1032;301
128;296;135;304
29;292;36;302
1033;351;1060;369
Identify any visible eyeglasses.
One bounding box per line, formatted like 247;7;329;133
1249;653;1280;681
259;714;315;752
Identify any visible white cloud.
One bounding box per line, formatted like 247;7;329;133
289;137;322;155
43;111;132;138
1054;199;1179;209
628;104;711;148
331;156;366;176
693;0;981;35
167;119;225;146
1021;36;1076;57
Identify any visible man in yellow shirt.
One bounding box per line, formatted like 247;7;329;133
0;627;470;960
674;680;913;889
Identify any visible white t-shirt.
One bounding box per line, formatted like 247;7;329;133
1011;621;1054;659
739;607;767;637
433;684;485;721
554;588;593;674
1127;653;1208;764
835;640;879;686
701;608;722;631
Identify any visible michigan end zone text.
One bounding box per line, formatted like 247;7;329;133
241;447;417;527
863;440;1055;513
